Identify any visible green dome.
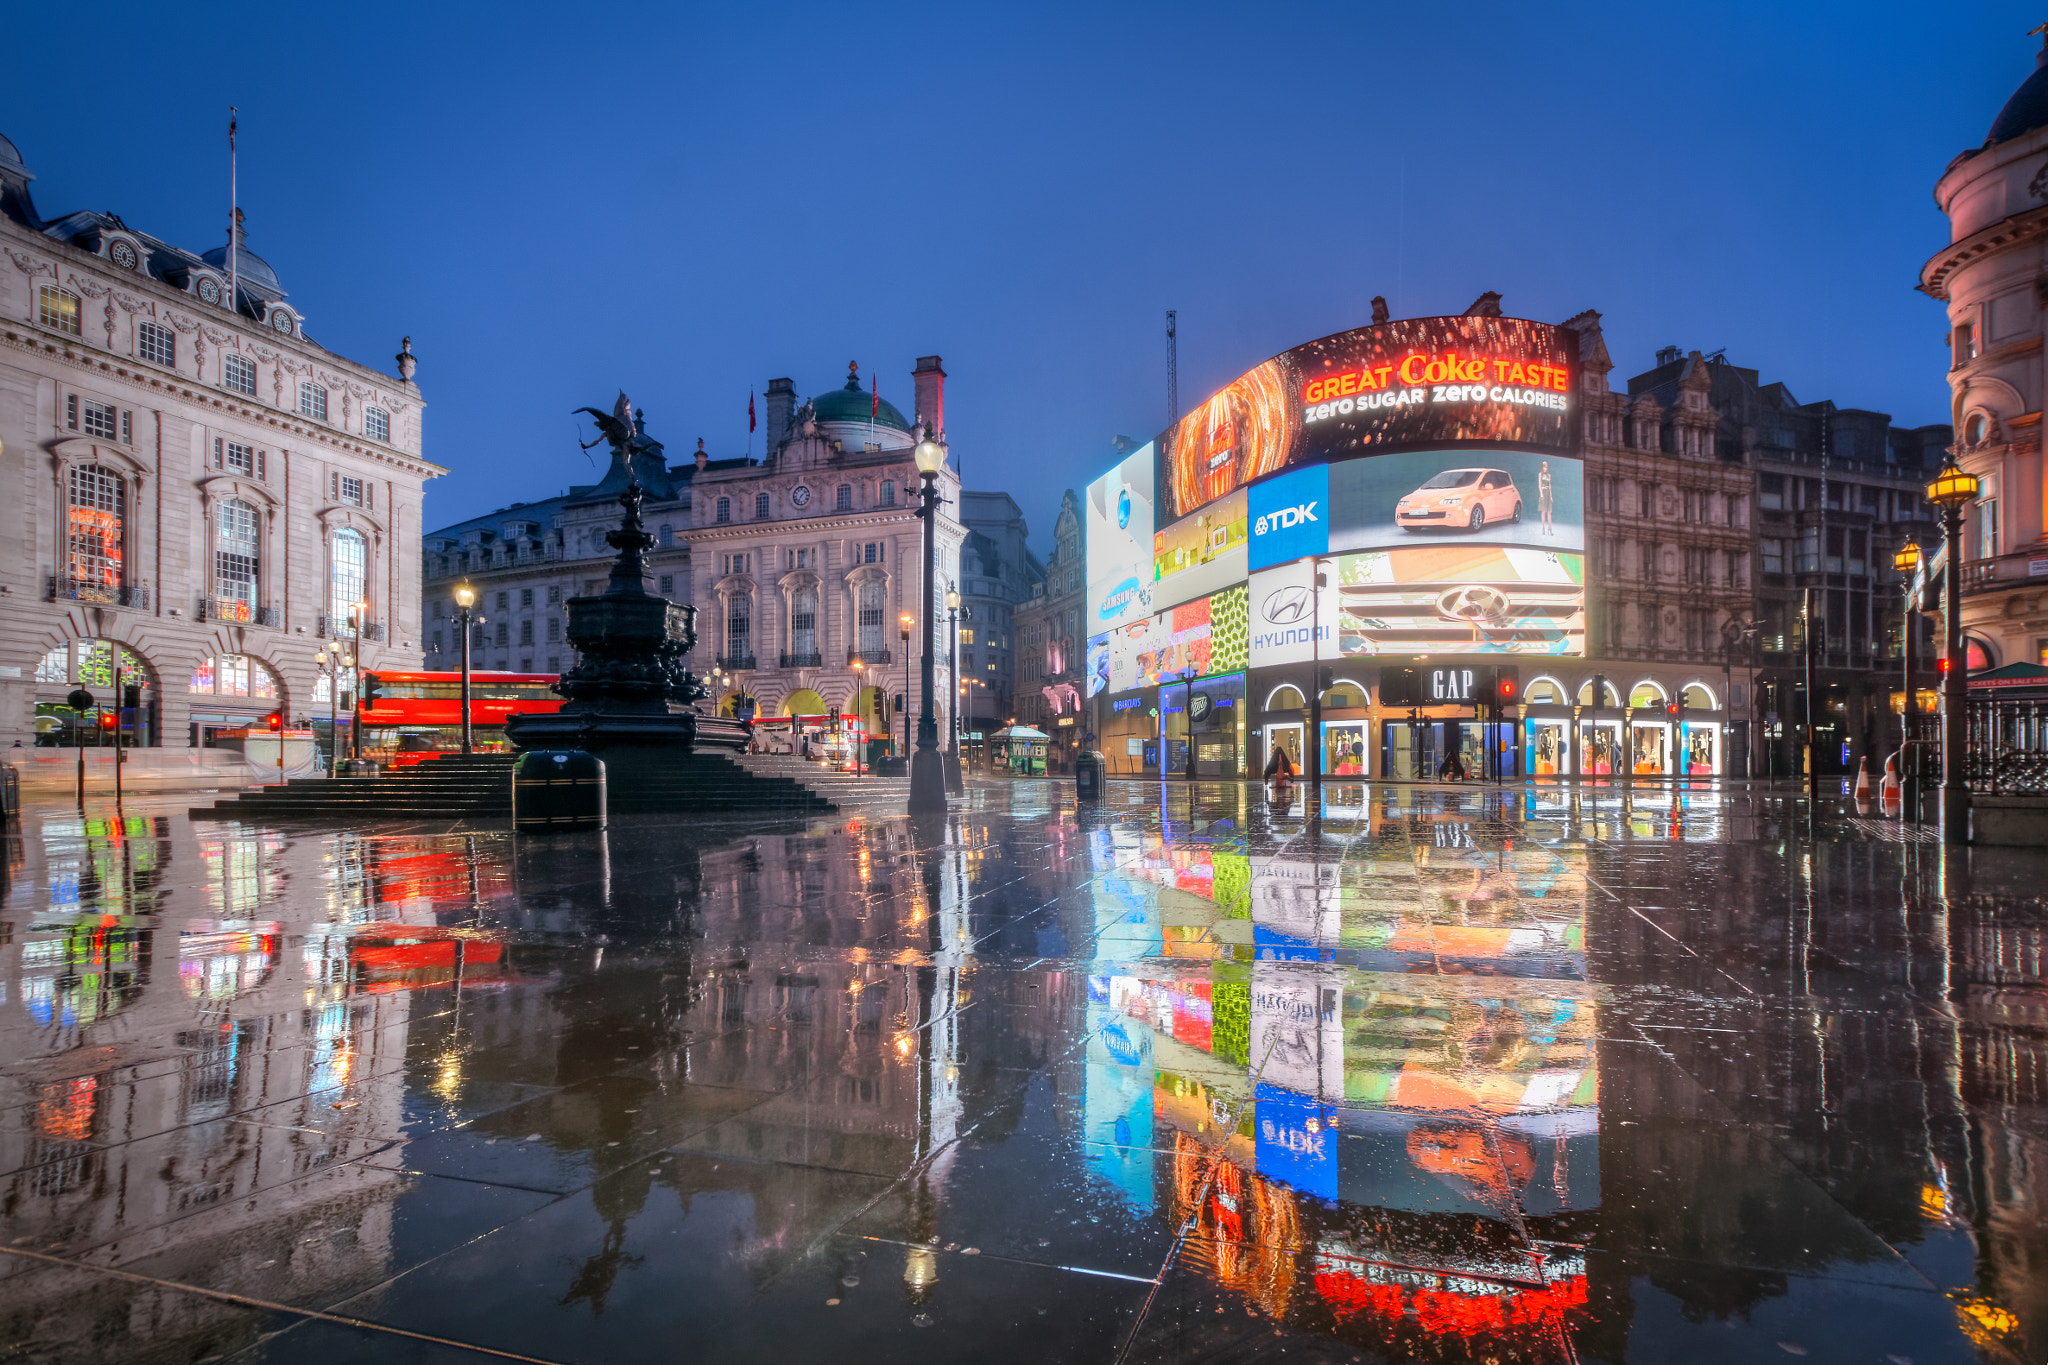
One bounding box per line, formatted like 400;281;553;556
813;363;911;432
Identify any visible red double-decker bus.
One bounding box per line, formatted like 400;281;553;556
355;670;564;766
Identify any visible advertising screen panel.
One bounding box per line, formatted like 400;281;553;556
1089;585;1248;697
1086;443;1157;634
1152;488;1247;612
1156;315;1576;524
1247;548;1582;662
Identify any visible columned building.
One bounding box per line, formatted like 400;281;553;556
0;128;435;749
423;360;964;753
1016;486;1084;764
1924;33;2048;674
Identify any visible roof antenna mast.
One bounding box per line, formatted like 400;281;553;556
227;107;238;315
1166;309;1178;428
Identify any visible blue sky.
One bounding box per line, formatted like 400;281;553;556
5;1;2026;553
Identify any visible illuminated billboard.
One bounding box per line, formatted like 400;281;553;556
1088;585;1249;697
1085;443;1156;632
1156;315;1576;524
1152;487;1246;612
1249;548;1582;661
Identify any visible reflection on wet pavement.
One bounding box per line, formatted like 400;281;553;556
0;782;2042;1363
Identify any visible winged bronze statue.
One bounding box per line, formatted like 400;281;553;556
575;391;636;452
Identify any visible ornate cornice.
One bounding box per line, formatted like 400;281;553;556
1919;204;2048;301
0;325;447;480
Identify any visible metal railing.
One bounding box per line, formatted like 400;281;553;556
201;597;281;626
780;652;823;669
48;577;148;608
317;615;385;641
848;649;892;666
1964;698;2048;794
717;654;756;671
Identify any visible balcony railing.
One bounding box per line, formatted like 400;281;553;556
717;654;757;671
779;652;823;669
318;615;386;641
201;597;281;626
848;649;892;666
48;577;147;608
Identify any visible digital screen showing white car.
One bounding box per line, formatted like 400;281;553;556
1395;468;1523;532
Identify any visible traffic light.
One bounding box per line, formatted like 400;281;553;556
359;674;384;707
122;684;140;712
828;705;841;733
1938;656;1952;675
97;711;116;731
1665;700;1679;719
266;712;282;732
1499;677;1516;701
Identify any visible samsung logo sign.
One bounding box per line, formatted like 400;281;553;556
1099;578;1141;621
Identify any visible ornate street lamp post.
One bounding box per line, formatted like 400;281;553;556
349;598;367;768
453;581;477;755
899;612;913;760
945;584;965;795
910;433;949;812
315;644;349;777
1892;541;1922;820
1926;457;1980;843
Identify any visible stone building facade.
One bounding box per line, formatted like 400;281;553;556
956;490;1036;739
1015;487;1084;765
1924;34;2048;674
421;360;963;751
0;127;435;749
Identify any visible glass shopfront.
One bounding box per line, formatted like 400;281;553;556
1630;721;1670;777
1578;719;1621;777
1099;691;1158;777
1324;721;1370;777
1526;718;1568;776
1681;722;1719;776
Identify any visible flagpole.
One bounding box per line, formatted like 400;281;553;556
228;107;238;315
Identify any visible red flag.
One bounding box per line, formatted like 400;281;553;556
748;390;756;433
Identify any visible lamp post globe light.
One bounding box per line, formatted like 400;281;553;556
1925;458;1980;843
909;432;949;813
453;581;478;755
944;584;964;796
314;645;348;777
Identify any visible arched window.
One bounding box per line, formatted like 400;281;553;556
330;529;366;630
65;464;125;600
836;484;853;512
214;498;259;620
1681;683;1716;710
1266;684;1306;710
1628;681;1667;709
858;580;885;654
1525;677;1566;704
1576;678;1621;706
725;596;751;662
790;585;819;660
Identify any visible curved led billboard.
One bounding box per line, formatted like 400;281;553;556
1155;315;1577;525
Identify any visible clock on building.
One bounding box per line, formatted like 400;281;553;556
271;309;293;335
196;276;221;304
790;484;811;508
109;240;137;270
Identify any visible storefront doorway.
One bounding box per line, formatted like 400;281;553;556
1264;722;1303;777
1323;721;1369;777
1578;720;1621;776
1630;721;1671;776
1526;718;1568;776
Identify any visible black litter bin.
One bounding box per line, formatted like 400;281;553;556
1075;750;1105;801
514;750;606;832
0;763;17;822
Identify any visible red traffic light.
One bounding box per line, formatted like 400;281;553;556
1499;679;1515;698
266;712;282;731
97;712;116;729
1938;657;1952;674
1665;701;1679;717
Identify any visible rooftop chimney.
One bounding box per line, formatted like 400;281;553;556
913;356;946;439
763;377;795;455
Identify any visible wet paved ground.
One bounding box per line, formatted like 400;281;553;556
0;778;2044;1364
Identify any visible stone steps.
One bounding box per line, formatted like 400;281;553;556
189;751;837;823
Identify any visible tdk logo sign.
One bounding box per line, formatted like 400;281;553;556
1255;502;1318;535
1249;464;1330;570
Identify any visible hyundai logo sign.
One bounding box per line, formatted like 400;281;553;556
1261;584;1313;625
